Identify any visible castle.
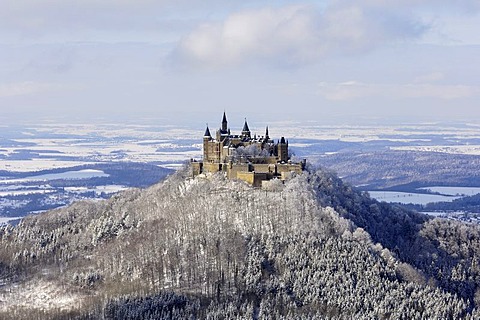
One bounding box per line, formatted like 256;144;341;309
191;112;306;187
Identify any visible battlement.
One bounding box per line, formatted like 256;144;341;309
191;112;306;187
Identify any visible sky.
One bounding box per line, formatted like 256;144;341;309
1;0;480;126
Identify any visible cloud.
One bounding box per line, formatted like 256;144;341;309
316;81;480;101
0;0;208;43
345;0;480;12
174;3;425;68
0;81;67;98
413;72;445;84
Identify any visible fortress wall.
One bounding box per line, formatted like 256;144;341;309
236;172;255;185
277;163;303;176
236;172;267;187
204;162;222;173
251;164;276;174
227;163;250;179
191;162;203;177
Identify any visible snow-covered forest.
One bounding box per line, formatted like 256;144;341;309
1;166;480;319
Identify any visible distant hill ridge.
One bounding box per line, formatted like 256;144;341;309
1;166;480;319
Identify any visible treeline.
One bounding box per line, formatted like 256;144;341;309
399;193;480;213
0;162;172;217
309;167;480;304
1;162;172;188
1;167;480;318
319;150;480;189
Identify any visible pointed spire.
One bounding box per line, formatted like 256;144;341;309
242;118;250;132
242;118;251;138
221;111;228;132
265;126;269;139
204;124;211;137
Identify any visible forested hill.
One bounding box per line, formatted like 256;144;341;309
1;167;480;319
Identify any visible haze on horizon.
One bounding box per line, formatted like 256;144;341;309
1;0;479;126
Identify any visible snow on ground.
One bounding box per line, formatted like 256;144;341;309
418;186;480;196
258;121;480;143
390;145;480;155
0;169;109;184
94;185;128;194
0;134;200;172
29;123;199;140
422;211;480;224
0;279;86;312
368;191;461;205
64;185;128;195
0;160;95;172
0;216;23;224
0;198;29;210
0;189;55;196
2;122;480;173
161;163;185;170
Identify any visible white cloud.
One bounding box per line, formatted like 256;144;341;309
317;81;480;101
176;5;323;66
0;82;66;98
0;0;211;43
1;0;478;124
174;3;426;68
413;72;444;84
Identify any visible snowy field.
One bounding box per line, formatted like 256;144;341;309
64;185;128;195
421;211;480;223
417;186;480;196
2;121;480;173
0;189;55;196
391;145;480;156
2;121;480;222
0;169;109;184
0;123;203;172
368;191;461;205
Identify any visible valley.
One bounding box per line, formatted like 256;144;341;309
2;120;480;223
2;120;480;317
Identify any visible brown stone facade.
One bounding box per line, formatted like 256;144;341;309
191;112;306;186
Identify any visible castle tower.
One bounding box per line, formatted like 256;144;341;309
242;118;251;138
217;111;229;142
221;111;228;132
203;125;212;162
278;136;288;162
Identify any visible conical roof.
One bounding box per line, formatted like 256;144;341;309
221;111;228;131
242;119;250;132
204;125;211;137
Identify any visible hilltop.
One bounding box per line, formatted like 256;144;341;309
1;166;480;319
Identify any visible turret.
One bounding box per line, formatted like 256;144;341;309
242;118;251;138
278;136;288;162
204;125;212;139
221;111;228;132
203;125;212;162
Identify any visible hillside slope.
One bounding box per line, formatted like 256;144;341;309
1;167;480;319
319;150;480;189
